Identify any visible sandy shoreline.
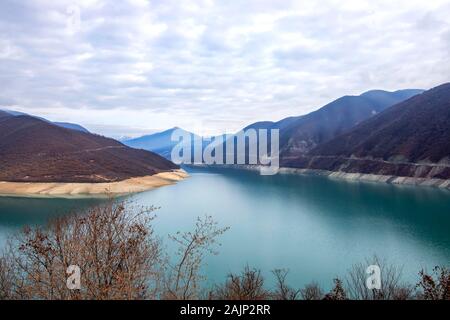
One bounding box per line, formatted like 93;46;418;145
0;169;189;198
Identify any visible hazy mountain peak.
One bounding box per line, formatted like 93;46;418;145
123;127;199;160
361;88;424;96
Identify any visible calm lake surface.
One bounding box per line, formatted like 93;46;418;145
1;166;449;289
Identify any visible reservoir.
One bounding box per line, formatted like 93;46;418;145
1;166;449;289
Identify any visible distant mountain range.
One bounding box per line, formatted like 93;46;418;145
125;88;429;172
0;111;178;183
0;109;90;133
244;89;424;158
283;83;450;179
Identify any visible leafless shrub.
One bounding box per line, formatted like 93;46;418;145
0;201;229;300
3;200;163;299
271;269;301;300
346;255;412;300
416;266;450;300
212;265;270;300
300;281;324;300
392;286;416;300
1;199;447;302
163;215;229;300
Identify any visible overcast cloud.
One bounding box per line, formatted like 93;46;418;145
1;0;449;137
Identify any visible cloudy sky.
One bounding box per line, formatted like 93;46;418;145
1;0;449;137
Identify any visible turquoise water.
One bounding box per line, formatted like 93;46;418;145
1;167;449;289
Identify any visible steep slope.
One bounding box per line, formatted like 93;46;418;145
0;115;178;183
279;89;423;158
283;83;450;179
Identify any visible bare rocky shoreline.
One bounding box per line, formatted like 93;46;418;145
278;168;450;190
189;164;450;190
0;169;188;198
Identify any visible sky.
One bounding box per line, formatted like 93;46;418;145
1;0;450;138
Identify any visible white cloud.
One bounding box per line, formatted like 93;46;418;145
0;0;449;137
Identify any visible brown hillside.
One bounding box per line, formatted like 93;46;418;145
0;115;178;183
282;83;450;179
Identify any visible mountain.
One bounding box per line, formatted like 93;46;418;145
221;88;423;164
0;109;89;133
0;113;178;183
123;127;203;160
283;83;450;179
278;89;424;158
122;88;424;166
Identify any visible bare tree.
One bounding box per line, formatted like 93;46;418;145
416;266;450;300
163;215;229;300
271;269;301;300
0;201;229;300
346;255;412;300
3;200;163;300
212;265;270;300
0;253;17;299
300;282;324;300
